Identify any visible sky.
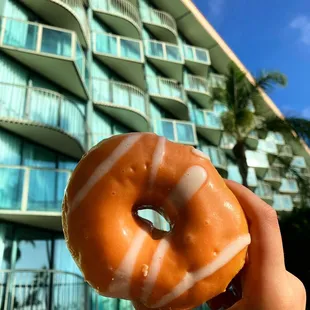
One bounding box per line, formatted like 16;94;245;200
193;0;310;119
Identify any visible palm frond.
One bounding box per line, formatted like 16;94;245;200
286;117;310;145
255;71;287;92
260;117;292;133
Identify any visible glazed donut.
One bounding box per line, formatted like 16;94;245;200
62;133;250;309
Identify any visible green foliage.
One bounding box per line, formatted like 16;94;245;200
214;62;287;142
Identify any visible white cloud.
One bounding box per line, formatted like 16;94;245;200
290;15;310;45
207;0;225;17
301;107;310;119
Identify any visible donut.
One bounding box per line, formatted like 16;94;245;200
62;133;250;310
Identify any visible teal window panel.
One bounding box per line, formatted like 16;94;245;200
27;169;70;212
41;27;72;57
3;18;37;51
0;167;24;210
120;38;141;61
176;122;195;143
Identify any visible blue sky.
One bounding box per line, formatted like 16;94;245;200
193;0;310;119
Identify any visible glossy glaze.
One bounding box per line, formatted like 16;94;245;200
62;133;249;309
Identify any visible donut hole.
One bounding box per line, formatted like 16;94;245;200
135;206;171;239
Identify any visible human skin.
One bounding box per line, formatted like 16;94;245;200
208;180;306;310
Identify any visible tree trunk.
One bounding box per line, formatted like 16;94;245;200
233;141;249;188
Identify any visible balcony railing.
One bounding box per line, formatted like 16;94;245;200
220;133;236;150
54;0;90;44
258;139;278;155
273;195;294;211
0;82;87;148
183;44;210;64
200;146;228;170
144;40;183;63
0;269;86;310
209;73;226;89
0;16;89;89
147;76;185;102
265;168;282;181
291;156;307;168
184;75;210;94
92;32;143;62
279;178;299;194
213;102;228;116
92;0;141;25
92;0;142;36
184;74;210;94
246;151;270;169
266;132;285;145
255;181;273;200
228;165;258;188
279;145;293;157
141;8;177;38
0;165;71;213
193;110;223;129
153;119;197;145
92;78;147;116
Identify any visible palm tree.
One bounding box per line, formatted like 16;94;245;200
213;62;310;189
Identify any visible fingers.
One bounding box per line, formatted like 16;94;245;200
225;180;285;271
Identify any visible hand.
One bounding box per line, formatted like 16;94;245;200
209;180;306;310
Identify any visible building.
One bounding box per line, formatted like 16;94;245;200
0;0;309;309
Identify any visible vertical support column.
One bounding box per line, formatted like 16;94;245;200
86;7;93;151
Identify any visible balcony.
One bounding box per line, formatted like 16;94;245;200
0;165;71;230
266;132;285;146
220;133;236;156
304;167;310;177
273;194;294;212
92;0;142;39
183;44;210;76
147;76;188;120
228;165;258;189
213;102;228;116
257;139;278;163
153;118;197;145
279;178;299;195
141;8;177;43
184;75;212;109
245;130;259;149
200;146;228;177
293;195;301;206
0;82;86;159
291;156;307;169
209;73;226;89
264;167;282;189
192;110;223;145
0;269;87;309
279;145;293;161
92;32;145;89
144;40;184;82
246;150;270;177
255;181;273;204
20;0;90;47
0;17;89;99
92;78;149;132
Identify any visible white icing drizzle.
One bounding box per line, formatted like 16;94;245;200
149;137;166;188
151;234;251;308
168;166;207;208
192;148;210;160
141;238;170;303
108;229;148;297
71;134;141;210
